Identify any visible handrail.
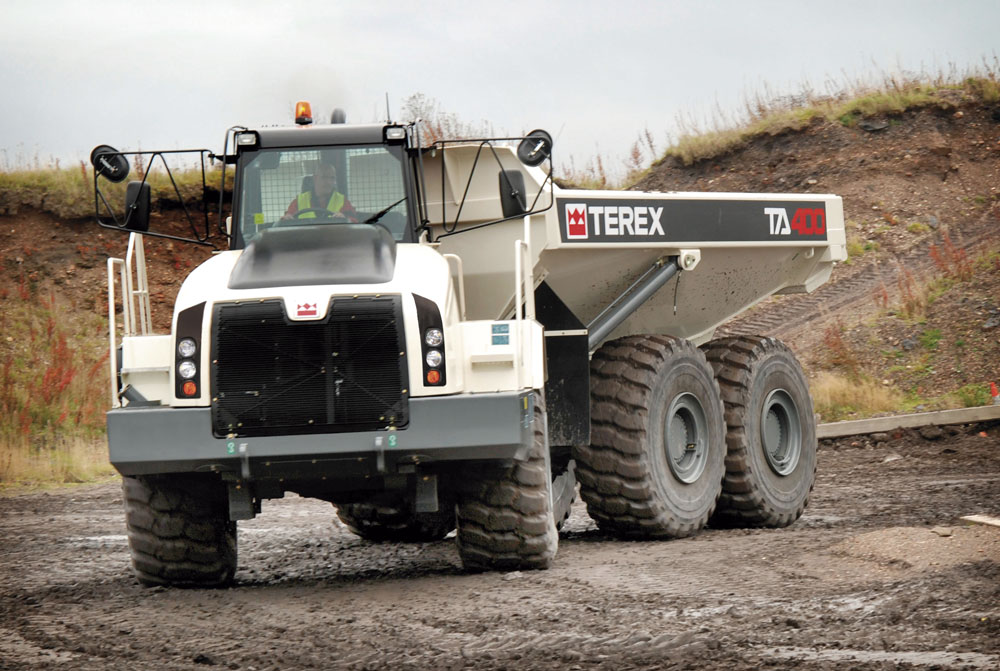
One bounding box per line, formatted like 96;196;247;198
107;257;126;407
107;232;154;407
513;214;535;390
442;253;467;321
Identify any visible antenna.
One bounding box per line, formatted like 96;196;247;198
385;93;392;122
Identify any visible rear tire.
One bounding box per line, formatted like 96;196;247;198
702;336;817;527
335;498;454;542
122;475;236;588
455;392;558;571
576;335;725;538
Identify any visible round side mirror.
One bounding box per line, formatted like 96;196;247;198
517;129;553;167
90;145;130;183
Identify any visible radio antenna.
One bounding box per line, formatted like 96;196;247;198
385;93;392;123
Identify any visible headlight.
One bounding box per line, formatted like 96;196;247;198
177;361;197;379
425;350;442;368
177;338;197;358
424;328;443;347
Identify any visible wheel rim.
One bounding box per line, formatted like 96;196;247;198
760;389;801;476
663;392;709;484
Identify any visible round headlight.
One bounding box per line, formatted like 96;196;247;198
177;360;197;380
425;350;442;368
177;337;197;358
424;328;443;347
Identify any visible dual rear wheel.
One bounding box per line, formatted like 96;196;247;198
575;334;815;540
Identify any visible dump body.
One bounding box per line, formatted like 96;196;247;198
423;144;846;346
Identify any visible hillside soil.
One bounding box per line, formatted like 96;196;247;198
636;101;1000;410
1;424;999;671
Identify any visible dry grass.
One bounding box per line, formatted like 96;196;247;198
811;371;905;422
0;158;227;220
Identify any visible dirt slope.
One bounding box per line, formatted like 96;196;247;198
634;101;1000;402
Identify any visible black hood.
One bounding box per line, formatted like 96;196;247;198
228;224;396;290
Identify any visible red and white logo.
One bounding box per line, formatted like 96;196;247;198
296;303;318;317
564;203;588;239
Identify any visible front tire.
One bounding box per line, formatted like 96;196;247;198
122;475;236;588
702;336;817;527
575;335;725;538
455;392;558;571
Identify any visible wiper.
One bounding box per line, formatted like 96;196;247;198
363;197;407;225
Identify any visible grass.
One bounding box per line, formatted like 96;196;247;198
810;371;904;422
0;157;228;221
0;280;114;485
657;59;1000;167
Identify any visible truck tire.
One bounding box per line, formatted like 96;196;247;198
455;392;558;571
335;499;455;542
575;335;725;538
122;474;236;587
702;336;816;527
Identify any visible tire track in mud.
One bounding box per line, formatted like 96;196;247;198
715;217;997;348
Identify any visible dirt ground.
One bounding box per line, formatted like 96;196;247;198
2;424;998;671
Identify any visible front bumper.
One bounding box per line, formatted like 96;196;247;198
108;391;534;477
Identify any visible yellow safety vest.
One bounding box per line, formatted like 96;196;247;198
296;191;345;217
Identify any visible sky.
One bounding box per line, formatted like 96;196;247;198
1;0;997;176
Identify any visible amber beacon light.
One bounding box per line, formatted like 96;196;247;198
295;101;313;125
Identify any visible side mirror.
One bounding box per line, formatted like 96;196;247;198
517;129;553;167
124;181;151;232
90;145;130;183
499;170;527;218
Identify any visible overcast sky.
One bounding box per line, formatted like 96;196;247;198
1;0;997;175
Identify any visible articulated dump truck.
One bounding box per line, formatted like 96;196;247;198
92;106;846;586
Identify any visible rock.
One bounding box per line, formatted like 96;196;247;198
858;120;889;132
931;526;953;537
924;215;939;229
806;179;818;185
901;337;918;351
983;316;999;330
193;654;217;666
882;453;903;463
871;432;890;443
918;425;945;441
502;571;522;582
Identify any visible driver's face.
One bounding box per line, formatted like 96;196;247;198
314;166;337;197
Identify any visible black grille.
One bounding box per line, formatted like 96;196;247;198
211;296;408;437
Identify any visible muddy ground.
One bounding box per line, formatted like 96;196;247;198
2;425;998;670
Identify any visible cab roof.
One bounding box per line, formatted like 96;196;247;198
254;123;398;149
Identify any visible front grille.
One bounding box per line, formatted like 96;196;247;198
211;296;408;437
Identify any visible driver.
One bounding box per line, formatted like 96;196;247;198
282;159;358;221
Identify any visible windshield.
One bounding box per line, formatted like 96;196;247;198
236;144;410;247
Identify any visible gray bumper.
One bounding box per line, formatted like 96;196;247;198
108;391;534;477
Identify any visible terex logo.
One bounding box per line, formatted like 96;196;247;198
564;203;666;240
765;207;826;236
565;203;588;239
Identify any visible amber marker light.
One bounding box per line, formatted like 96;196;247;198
295;101;313;125
426;370;441;384
182;381;198;397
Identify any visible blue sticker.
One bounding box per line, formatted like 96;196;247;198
491;323;510;335
492;335;510;345
226;441;236;455
388;434;398;448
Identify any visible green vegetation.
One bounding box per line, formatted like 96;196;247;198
953;383;991;408
919;328;942;350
